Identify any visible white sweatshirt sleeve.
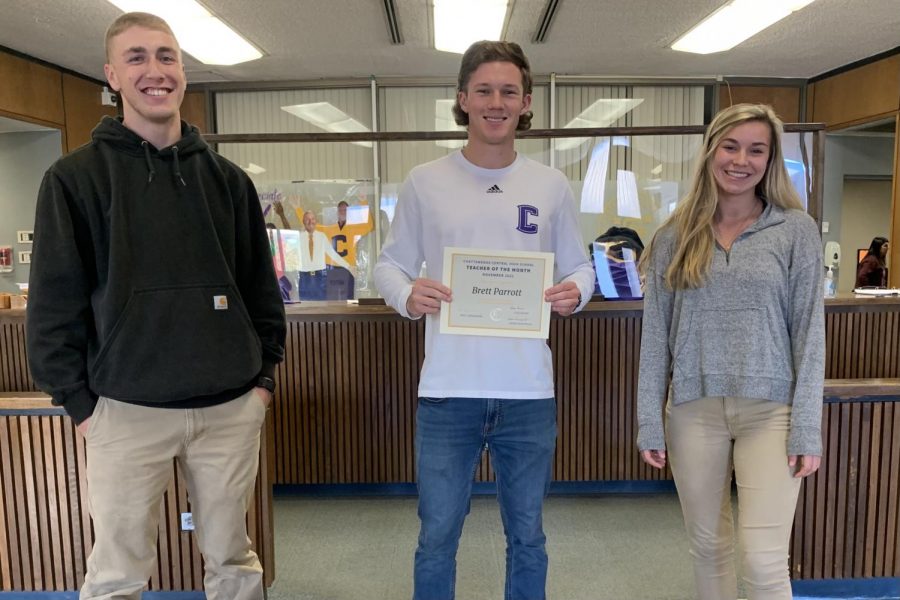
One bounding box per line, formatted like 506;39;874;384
374;176;425;320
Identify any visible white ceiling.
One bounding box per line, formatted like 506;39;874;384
0;0;898;85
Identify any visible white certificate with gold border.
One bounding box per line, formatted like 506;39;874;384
440;247;554;339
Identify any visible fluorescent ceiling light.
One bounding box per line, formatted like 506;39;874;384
616;169;641;219
281;102;372;148
433;0;508;54
672;0;817;54
243;162;266;175
556;99;643;151
107;0;262;65
580;140;610;214
434;99;466;148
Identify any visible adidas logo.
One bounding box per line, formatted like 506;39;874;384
487;185;503;193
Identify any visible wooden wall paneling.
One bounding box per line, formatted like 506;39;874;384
345;321;359;483
791;399;900;579
889;404;900;574
336;321;348;482
871;402;888;574
0;51;65;126
805;83;816;122
718;85;802;122
4;305;900;584
811;55;900;128
866;402;885;575
61;74;118;153
824;311;900;379
19;417;39;588
0;322;36;393
39;417;61;588
181;91;209;133
852;403;870;577
0;401;273;591
0;417;20;590
554;317;572;480
51;417;73;589
892;114;900;289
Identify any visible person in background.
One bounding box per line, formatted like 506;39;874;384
637;103;824;600
26;12;285;600
317;199;373;299
272;198;295;230
317;199;373;266
855;236;889;288
298;210;352;300
374;40;594;600
592;226;645;298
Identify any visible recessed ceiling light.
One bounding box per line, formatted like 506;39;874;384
672;0;817;55
107;0;262;65
244;163;266;175
433;0;509;54
556;99;643;151
281;103;372;148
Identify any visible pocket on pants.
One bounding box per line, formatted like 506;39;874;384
419;396;449;405
247;389;268;425
84;396;107;440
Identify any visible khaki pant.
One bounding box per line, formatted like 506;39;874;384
666;396;801;600
81;390;267;600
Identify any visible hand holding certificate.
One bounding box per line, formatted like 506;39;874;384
440;247;554;339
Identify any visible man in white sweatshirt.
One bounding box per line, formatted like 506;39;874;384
374;41;594;600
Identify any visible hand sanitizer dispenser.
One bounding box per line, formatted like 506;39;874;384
824;265;835;297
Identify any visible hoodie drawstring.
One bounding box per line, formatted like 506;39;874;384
141;141;156;183
172;146;187;187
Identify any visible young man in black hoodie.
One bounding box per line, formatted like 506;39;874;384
26;12;285;600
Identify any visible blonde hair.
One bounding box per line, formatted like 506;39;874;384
105;12;178;61
642;103;804;290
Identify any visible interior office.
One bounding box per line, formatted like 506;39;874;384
1;1;899;598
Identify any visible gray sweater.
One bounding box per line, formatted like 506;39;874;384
636;202;825;456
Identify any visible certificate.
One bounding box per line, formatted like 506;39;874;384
440;247;554;339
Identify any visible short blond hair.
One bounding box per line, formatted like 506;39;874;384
105;12;178;61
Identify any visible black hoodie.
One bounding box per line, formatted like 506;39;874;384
26;117;286;423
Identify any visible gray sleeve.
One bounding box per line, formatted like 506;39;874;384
636;233;675;451
786;215;825;456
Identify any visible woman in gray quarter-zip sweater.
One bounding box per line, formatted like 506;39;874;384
636;104;824;600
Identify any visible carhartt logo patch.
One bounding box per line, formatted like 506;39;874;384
213;295;229;310
487;185;503;193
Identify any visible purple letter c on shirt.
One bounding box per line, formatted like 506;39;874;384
516;204;539;234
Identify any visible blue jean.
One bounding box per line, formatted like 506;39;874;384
298;270;327;300
413;397;557;600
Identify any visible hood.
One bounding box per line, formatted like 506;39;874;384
91;116;208;185
742;200;788;235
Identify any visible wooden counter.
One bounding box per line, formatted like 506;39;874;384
2;294;900;583
0;393;275;592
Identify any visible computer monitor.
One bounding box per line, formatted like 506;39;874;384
591;241;642;299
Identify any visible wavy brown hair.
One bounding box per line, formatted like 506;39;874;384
452;41;533;131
